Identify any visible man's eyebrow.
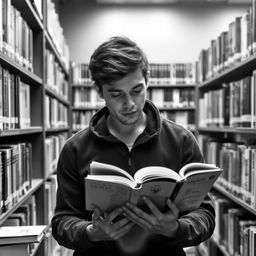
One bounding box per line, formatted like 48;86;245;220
107;88;122;92
132;83;144;89
107;83;144;92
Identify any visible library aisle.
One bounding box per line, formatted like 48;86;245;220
1;0;256;255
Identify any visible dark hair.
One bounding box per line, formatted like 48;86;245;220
89;36;149;92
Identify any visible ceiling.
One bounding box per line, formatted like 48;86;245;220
96;0;251;4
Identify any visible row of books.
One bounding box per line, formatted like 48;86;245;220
72;86;195;109
72;87;104;108
70;62;91;85
45;95;69;129
72;110;95;131
199;135;256;210
197;0;256;83
45;49;69;102
0;65;31;130
211;190;256;256
70;62;196;86
72;108;195;132
147;88;195;109
0;0;33;71
161;111;195;131
199;72;256;128
2;195;37;227
0;194;39;254
0;177;58;255
0;143;32;214
1;177;60;255
149;63;196;85
45;133;68;177
45;0;70;70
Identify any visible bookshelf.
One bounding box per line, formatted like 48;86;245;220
70;61;197;134
0;0;72;255
196;1;256;255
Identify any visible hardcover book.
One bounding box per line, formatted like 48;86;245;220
85;161;222;213
0;243;29;256
0;225;47;245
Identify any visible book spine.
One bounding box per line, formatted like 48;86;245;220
130;186;141;205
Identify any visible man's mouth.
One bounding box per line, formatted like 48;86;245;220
122;111;137;116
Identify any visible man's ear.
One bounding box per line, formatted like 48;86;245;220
93;82;104;98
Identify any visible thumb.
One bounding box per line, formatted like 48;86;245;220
92;207;101;220
167;199;179;217
92;207;102;229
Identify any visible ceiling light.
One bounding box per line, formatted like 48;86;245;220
97;0;179;4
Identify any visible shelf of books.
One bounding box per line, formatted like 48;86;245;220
196;0;256;255
70;61;197;133
0;0;72;255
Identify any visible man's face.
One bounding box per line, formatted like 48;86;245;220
101;69;148;126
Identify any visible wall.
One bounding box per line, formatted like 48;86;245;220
58;1;249;63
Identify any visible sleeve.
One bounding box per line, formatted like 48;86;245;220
51;141;104;251
169;131;216;247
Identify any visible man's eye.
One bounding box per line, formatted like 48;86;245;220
132;90;141;94
110;93;121;97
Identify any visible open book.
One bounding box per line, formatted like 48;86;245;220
85;161;222;213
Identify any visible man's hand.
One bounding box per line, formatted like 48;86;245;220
122;197;179;238
86;207;134;241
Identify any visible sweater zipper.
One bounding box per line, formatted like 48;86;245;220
127;148;134;173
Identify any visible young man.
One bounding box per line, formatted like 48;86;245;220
51;36;215;256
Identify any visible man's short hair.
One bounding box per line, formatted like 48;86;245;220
89;36;149;92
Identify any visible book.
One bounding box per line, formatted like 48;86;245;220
0;243;29;256
85;161;222;213
0;225;47;245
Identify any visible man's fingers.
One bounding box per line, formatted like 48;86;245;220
92;207;102;220
167;199;179;216
105;208;123;223
123;204;152;230
142;196;161;216
111;222;135;240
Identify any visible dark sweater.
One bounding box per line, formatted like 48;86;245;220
51;100;215;256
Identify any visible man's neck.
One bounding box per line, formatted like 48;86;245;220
107;113;147;145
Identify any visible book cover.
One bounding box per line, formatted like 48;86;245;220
0;243;29;256
85;161;222;213
0;225;47;245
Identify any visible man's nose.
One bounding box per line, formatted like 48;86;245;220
123;94;135;108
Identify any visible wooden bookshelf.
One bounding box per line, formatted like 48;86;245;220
196;1;256;255
0;179;44;225
198;54;256;92
70;62;197;133
0;0;71;255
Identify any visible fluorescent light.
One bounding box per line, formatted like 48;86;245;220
206;0;227;2
97;0;251;3
228;0;251;3
97;0;179;4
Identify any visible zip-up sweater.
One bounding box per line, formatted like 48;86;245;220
51;100;215;256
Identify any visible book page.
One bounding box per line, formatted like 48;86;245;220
85;178;133;212
173;170;222;212
137;180;178;211
134;166;181;183
86;175;136;187
178;162;219;178
90;161;134;181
